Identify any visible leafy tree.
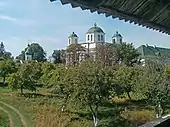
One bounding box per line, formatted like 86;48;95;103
66;44;85;66
143;60;170;118
115;66;141;99
40;62;56;87
52;50;62;63
96;43;118;67
17;43;46;62
9;62;41;94
0;42;13;60
72;60;112;127
49;66;76;111
0;60;16;84
114;43;140;66
16;51;25;60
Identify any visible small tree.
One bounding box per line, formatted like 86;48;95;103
8;62;41;94
49;66;76;111
73;60;112;127
144;60;170;118
66;44;85;66
115;66;141;99
114;42;140;66
0;60;16;84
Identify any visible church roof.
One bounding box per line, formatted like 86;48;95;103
137;45;170;59
68;32;78;38
112;31;122;38
87;23;104;34
50;0;170;35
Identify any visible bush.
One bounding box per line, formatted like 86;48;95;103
122;110;155;127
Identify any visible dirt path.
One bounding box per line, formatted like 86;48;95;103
0;101;28;127
0;106;14;127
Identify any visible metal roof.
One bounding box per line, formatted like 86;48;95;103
50;0;170;35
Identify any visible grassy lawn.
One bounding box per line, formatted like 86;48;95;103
0;109;10;127
0;87;163;127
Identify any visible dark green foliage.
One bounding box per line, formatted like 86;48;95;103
0;60;16;84
17;43;46;62
52;50;62;63
114;42;140;66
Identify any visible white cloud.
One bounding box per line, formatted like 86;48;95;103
0;15;16;22
0;14;37;27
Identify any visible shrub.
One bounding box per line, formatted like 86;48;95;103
122;110;155;127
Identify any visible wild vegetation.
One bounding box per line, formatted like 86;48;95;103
0;42;170;127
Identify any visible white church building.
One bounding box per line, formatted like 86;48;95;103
66;23;123;66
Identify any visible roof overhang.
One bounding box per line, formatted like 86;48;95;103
50;0;170;35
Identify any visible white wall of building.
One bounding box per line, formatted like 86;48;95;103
86;33;105;43
68;36;78;45
112;36;122;44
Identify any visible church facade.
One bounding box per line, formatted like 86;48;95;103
66;23;123;66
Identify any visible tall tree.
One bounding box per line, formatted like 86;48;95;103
96;43;118;66
9;62;41;94
52;50;61;63
115;66;141;99
66;44;85;66
0;60;16;84
143;60;170;118
114;42;140;66
17;43;46;62
73;60;112;127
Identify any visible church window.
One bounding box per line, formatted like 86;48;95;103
98;35;100;41
120;38;122;43
91;35;93;41
88;35;90;41
113;38;116;44
75;38;78;43
101;35;103;41
69;39;71;44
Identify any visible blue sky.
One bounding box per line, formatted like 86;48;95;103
0;0;170;57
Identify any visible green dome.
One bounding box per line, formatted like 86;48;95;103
87;23;104;34
113;31;122;37
68;32;78;38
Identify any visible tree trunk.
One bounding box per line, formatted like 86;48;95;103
89;105;99;127
3;76;6;85
20;84;23;94
93;114;99;127
127;91;131;100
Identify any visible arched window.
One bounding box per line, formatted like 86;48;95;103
101;35;103;41
75;38;77;43
69;39;71;44
91;35;93;41
88;35;90;41
98;35;100;41
120;38;122;43
112;38;116;44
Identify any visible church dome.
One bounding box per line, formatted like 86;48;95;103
68;32;78;38
87;23;104;34
113;31;122;37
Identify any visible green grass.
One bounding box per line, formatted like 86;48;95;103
0;95;35;127
0;102;23;127
0;109;10;127
0;87;11;93
0;87;164;127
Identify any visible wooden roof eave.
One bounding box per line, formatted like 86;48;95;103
50;0;170;35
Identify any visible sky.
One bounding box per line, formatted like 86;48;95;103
0;0;170;57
